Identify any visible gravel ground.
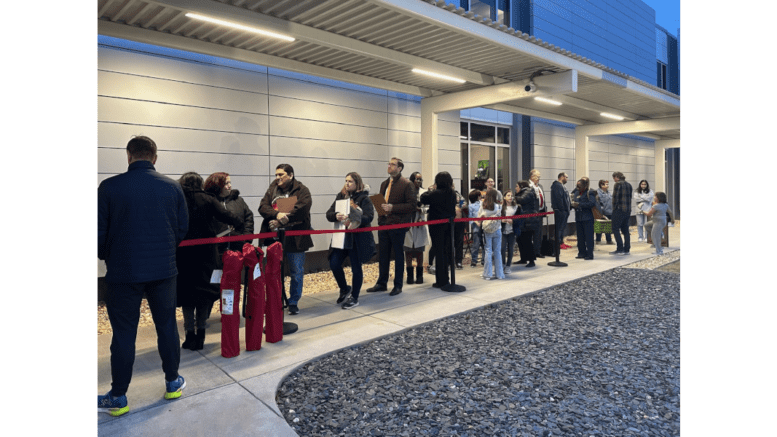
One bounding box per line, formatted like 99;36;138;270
278;267;680;436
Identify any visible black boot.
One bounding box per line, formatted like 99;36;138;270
406;266;415;284
182;330;195;350
415;265;424;284
192;329;206;351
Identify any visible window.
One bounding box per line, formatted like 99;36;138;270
460;121;510;196
657;61;667;90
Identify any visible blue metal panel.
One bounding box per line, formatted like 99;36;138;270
534;27;573;49
534;17;574;46
534;0;575;21
569;6;609;31
534;4;573;30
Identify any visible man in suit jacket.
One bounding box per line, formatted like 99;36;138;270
529;169;547;258
98;136;189;416
550;172;571;254
366;157;416;296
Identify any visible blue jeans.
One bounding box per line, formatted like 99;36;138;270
286;252;305;306
636;213;647;239
105;275;180;396
377;228;407;289
612;210;631;252
501;232;516;267
330;246;363;301
482;229;505;279
470;225;482;264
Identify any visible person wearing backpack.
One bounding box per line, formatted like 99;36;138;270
478;188;504;280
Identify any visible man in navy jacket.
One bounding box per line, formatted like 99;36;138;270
550;172;571;254
98;136;189;416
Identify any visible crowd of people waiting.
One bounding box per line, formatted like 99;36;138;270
173;158;679;319
97;136;676;416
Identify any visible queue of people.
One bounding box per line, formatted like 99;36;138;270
99;135;672;416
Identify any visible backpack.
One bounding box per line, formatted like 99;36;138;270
479;208;500;234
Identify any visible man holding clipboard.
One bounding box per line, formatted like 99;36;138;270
258;164;313;315
366;157;416;296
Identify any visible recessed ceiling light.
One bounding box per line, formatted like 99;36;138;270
600;112;625;121
185;13;295;42
534;97;562;106
411;68;466;84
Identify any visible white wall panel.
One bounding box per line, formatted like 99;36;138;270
387;97;421;117
388;113;421;132
270;158;387;184
268;75;387;112
388;130;421;148
438;133;460;151
98;122;269;155
99;70;269;115
98;147;269;176
438;119;461;137
270;136;383;160
270;95;387;129
386;147;422;165
99;97;269;135
535;145;576;160
98;46;269;94
269;116;387;145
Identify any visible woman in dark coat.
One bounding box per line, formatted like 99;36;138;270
420;171;457;291
571;177;598;260
325;172;376;309
514;180;539;268
204;172;255;266
176;172;243;351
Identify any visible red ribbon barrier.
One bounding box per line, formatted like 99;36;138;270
178;212;554;247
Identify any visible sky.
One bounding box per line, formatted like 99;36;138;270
640;0;680;35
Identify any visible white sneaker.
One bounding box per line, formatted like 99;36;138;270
504;266;511;274
638;237;644;242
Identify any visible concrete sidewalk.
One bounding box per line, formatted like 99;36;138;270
98;224;680;436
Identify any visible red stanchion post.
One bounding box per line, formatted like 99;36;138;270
242;243;265;351
220;250;244;358
264;242;284;343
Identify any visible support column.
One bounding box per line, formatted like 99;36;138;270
420;102;439;182
574;130;589;180
654;139;680;193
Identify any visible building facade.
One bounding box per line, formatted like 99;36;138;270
97;0;680;278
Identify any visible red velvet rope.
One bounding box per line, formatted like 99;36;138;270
178;211;554;247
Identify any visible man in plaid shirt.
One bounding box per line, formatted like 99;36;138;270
610;171;633;255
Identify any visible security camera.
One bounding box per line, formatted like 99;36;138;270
524;81;537;93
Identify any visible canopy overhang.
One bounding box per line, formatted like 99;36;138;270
98;0;681;181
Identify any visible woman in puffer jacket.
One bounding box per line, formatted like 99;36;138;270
204;172;255;267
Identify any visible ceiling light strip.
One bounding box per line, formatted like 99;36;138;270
411;68;466;84
185;13;295;42
534;97;562;106
600;112;625;120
